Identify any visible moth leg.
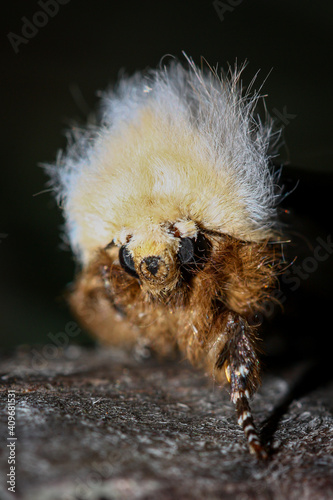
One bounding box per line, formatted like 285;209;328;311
216;312;268;459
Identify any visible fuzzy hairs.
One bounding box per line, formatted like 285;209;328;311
46;55;284;459
47;56;281;265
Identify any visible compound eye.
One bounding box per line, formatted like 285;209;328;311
178;233;210;267
119;245;139;278
178;237;195;265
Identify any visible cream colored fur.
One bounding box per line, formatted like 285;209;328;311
48;57;280;265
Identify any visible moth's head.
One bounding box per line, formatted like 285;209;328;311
115;220;211;296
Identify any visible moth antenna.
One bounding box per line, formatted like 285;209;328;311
235;393;268;460
216;313;268;460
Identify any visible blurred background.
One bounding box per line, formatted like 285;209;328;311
1;1;332;369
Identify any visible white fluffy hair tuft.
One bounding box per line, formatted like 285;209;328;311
46;54;282;264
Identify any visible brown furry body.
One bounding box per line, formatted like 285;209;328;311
70;234;280;450
48;57;284;459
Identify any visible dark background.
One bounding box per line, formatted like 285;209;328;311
1;1;332;367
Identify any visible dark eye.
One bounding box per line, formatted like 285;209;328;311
119;246;139;278
178;233;210;267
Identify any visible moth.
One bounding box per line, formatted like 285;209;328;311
47;55;283;459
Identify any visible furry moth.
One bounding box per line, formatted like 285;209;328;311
47;55;283;459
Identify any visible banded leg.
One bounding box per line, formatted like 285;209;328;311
216;312;268;459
